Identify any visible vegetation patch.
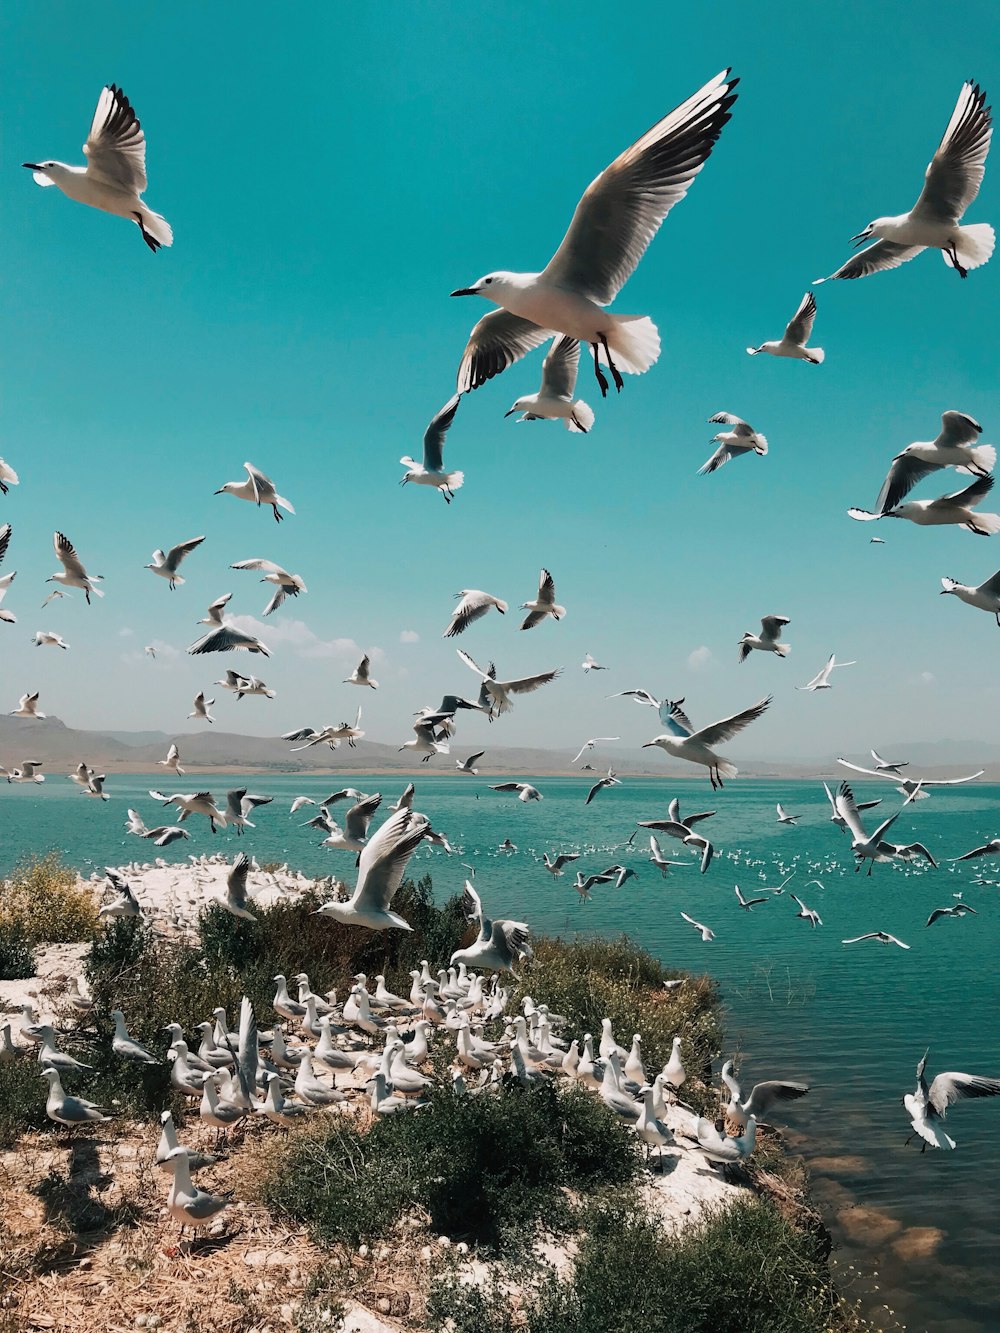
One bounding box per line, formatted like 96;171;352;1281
0;853;99;946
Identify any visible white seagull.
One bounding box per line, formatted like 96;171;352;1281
834;782;924;874
871;412;995;514
698;413;768;474
642;695;771;789
746;292;824;364
926;904;977;927
941;568;1000;624
0;459;20;494
401;395;464;502
443;590;508;638
48;531;103;603
215;462;294;522
187;692;215;724
680;911;715;942
146;536;205;590
188;620;270;656
2;760;44;783
841;931;910;949
452;71;738;399
849;474;1000;536
344;654;379;688
904;1050;1000;1151
791;894;823;928
836;757;984;801
734;885;768;912
456;750;485;776
225;788;273;836
581;653;607;672
776;804;798;825
219;853;257;921
197;592;233;627
216;669;275;700
571;736;620;765
10;692;45;719
519;568;565;630
157;742;184;775
33;631;69;650
816;81;993;283
451;880;533;973
23;84;172;252
0;524;16;624
585;768;621;805
738;615;790;662
542;852;580;878
871;749;908;775
504;336;595;432
797;654;856;691
314;807;428;930
457;649;561;717
230;559;307;614
490;782;542;803
149;789;227;833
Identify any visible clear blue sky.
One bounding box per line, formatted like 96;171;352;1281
1;2;997;762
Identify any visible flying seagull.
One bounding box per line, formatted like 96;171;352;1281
49;531;103;603
571;737;620;764
230;559;307;614
314;807;428;930
456;751;485;775
680;911;715;942
33;631;68;650
504;335;594;432
401;395;464;502
791;894;823;928
950;838;1000;862
734;885;768;912
0;459;20;495
10;692;44;719
834;782;924;874
452;70;739;398
639;796;716;873
776;804;798;825
187;692;215;724
215;462;294;523
738;615;790;663
747;292;824;363
0;524;16;624
146;536;205;590
926;903;977;927
457;649;561;717
871;749;908;774
941;567;1000;624
443;590;508;638
519;569;565;630
904;1050;1000;1150
797;654;856;691
490;782;542;803
451;880;533;973
849;474;1000;535
23;84;172;251
188;621;270;657
698;413;768;474
642;695;771;789
871;412;995;515
344;654;379;688
816;81;993;283
581;653;607;672
585;768;621;805
842;931;910;948
836;757;984;801
721;1061;809;1127
542;852;580;878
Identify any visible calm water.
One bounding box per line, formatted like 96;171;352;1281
4;771;1000;1332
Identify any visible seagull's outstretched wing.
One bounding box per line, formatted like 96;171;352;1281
742;1080;810;1117
461;879;490;942
351;809;427;914
912;81;993;225
539;70;739;305
658;699;695;736
939;410;983;448
877;454;941;513
423;394;461;471
927;1070;1000;1117
167;535;206;566
539;336;581;399
227;853;251;908
84;84;147;192
457;313;551;394
784;292;817;344
54;531;88;578
692;697;771;747
817;240;925;283
500;668;562;696
708;412;752;433
188;625;270;656
445;591;504;638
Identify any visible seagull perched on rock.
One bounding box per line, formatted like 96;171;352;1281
738;615;790;663
457;649;561;717
747;292;824;364
451;880;533;973
451;70;738;398
680;911;715;941
816;81;993;283
842;930;909;948
314;807;428;930
230;559;307;614
519;569;565;630
798;654;856;691
926;903;977;927
904;1050;1000;1150
490;781;542;803
504;336;595;432
344;654;379;688
146;536;205;590
940;568;1000;624
187;692;215;724
849;474;1000;536
401;395;464;502
698;413;768;474
48;531;103;603
215;462;294;522
23;84;172;251
642;695;771;789
443;590;508;638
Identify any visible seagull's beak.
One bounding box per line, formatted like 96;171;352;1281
213;487;225;495
504;407;516;417
641;742;654;749
22;163;41;170
850;231;871;249
450;287;477;297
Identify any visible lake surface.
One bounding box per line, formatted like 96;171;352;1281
4;771;1000;1332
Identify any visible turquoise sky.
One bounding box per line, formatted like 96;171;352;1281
0;2;997;763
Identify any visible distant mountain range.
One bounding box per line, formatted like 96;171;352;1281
2;715;998;781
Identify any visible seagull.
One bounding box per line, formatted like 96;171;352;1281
791;894;823;928
542;852;580;878
48;531;103;603
950;838;1000;862
797;654;856;692
220;854;257;921
188;621;270;656
149;789;227;833
776;804;798;825
111;1010;160;1064
33;631;69;650
571;871;609;901
23;84;172;251
871;413;996;514
698;413;768;474
904;1050;1000;1151
0;459;19;494
214;462;294;522
746;292;824;364
197;592;233;627
490;781;542;803
721;1062;809;1127
941;568;1000;624
581;653;607;672
2;760;44;783
10;692;44;719
187;692;216;724
609;687;661;708
504;336;595;432
734;885;768;911
842;931;910;948
142;825;191;847
639;797;716;873
99;868;141;919
314;807;428;930
926;903;977;927
642;695;771;789
680;911;715;941
401;395;464;502
738;615;790;663
585;768;621;805
456;751;485;775
646;835;688;877
451;880;533;973
146;536;205;590
835;782;924;874
0;524;15;624
216;670;275;700
342;654;378;688
163;1148;231;1238
230;559;307;614
871;749;908;775
143;644;155;658
157;742;184;775
225;789;273;835
451;70;739;398
40;1067;111;1127
457;649;561;717
816;81;993;283
836;757;985;801
73;765;108;801
849;474;1000;535
320;793;382;851
571;736;620;765
519;569;565;630
443;590;508;638
399;718;448;762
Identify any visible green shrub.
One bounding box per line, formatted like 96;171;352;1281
256;1079;638;1254
0;921;36;980
0;853;99;945
0;1060;51;1149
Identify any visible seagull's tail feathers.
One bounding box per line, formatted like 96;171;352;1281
958;444;997;477
805;346;825;364
775;644;791;657
965;512;1000;536
946;223;995;272
716;760;737;780
138;206;174;248
276;494;295;514
444;471;464;491
604;315;660;375
566;400;595;433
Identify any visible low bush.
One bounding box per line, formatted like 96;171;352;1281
256;1079;639;1253
0;921;36;980
0;1060;51;1149
0;853;99;946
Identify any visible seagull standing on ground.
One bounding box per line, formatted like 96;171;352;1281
816;81;993;283
941;568;1000;624
738;616;790;662
698;413;768;474
23;84;173;251
215;463;294;522
48;532;103;603
401;395;464;502
642;696;771;789
146;537;205;590
797;654;856;691
452;70;739;398
747;293;824;363
904;1050;1000;1150
504;336;595;432
519;569;565;629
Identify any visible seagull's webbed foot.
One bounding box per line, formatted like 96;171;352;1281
600;335;624;392
591;342;610;398
272;505;283;522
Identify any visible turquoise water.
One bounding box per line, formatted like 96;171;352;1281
4;771;1000;1332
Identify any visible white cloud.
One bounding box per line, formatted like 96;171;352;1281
118;627;134;638
400;629;420;644
230;616;386;666
687;645;714;672
917;670;935;686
